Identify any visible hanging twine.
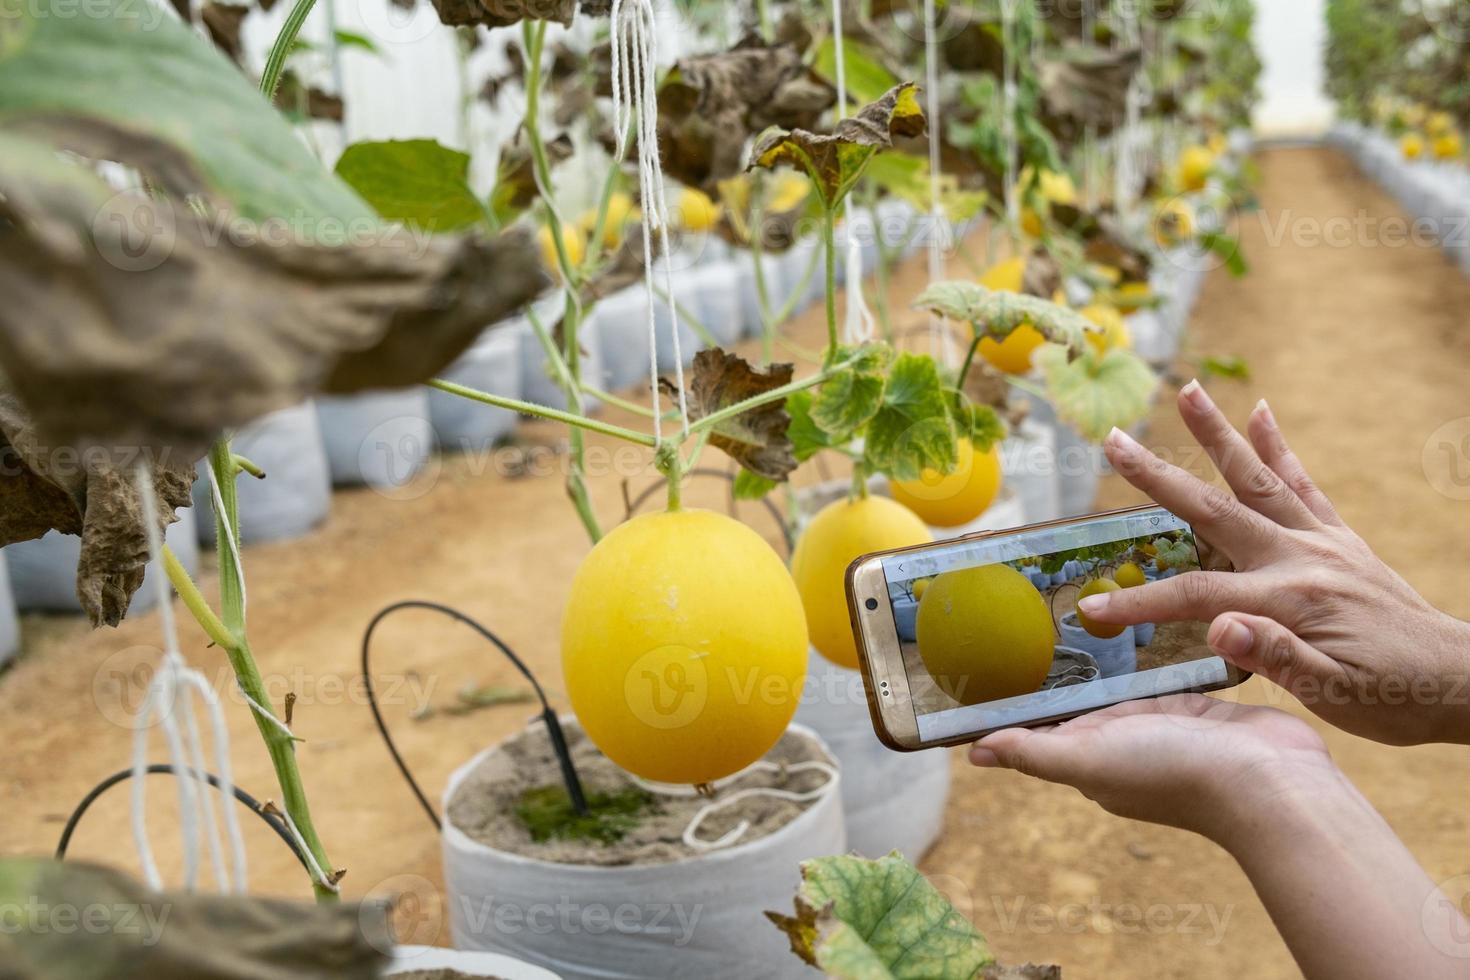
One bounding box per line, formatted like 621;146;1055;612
130;462;248;895
921;0;954;365
610;0;689;438
830;0;877;346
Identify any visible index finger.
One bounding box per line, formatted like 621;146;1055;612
1103;426;1278;565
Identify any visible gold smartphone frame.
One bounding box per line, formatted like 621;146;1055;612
845;504;1252;751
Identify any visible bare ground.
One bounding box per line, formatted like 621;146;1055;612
3;147;1470;978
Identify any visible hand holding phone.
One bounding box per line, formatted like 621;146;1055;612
846;505;1249;750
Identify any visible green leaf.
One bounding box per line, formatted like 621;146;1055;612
749;83;927;207
1201;231;1249;277
335;139;483;233
915;282;1090;349
334;29;384;56
810;344;892;442
733;469;780;501
863;153;988;223
1033;344;1160;442
812;37;899;107
0;0;375;230
1199;354;1251;381
959;401;1007;452
787;390;840;463
766;852;994;980
864;353;958;482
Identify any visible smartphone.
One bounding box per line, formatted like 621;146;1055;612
846;505;1250;751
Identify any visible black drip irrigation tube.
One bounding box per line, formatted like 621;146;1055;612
56;764;311;873
361;600;588;832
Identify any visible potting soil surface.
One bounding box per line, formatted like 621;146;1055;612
3;147;1470;979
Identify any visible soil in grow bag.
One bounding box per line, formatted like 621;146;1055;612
446;723;829;866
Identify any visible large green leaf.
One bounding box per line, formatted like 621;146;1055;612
914;282;1091;348
766;853;994;980
336;139;483;233
1033;345;1159;442
812;36;899;107
810;344;892;443
0;0;374;230
863;353;958;482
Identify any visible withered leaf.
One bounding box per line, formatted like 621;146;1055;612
982;966;1064;980
0;393;198;627
1039;46;1143;143
0;133;546;458
661;349;797;483
427;0;574;29
274;70;345;122
489;128;574;225
749;83;927;205
0;859;390;979
655;38;835;192
201;1;250;63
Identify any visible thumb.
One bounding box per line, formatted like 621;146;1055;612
1208;612;1337;696
969;728;1084;786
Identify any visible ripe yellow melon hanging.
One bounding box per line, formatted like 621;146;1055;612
561;509;808;785
890;438;1004;528
792;497;932;669
917;564;1055;706
1077;577;1126;639
976;257;1046;375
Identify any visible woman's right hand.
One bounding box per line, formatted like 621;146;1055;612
1079;380;1470;747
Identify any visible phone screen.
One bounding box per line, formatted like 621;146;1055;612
877;507;1228;742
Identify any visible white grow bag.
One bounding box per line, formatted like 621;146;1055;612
195;402;331;546
0;553;19;666
386;945;560;979
442;722;844;980
429;327;523;454
793;654;950;862
5;507;198;616
1002;418;1062;525
590;287;657;393
516;297;607;413
316;389;433;491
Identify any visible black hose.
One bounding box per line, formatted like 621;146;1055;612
360;600;588;833
56;764;310;872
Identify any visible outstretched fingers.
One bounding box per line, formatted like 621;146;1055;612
1077;570;1267;626
1178;380;1320;530
1246;400;1344;526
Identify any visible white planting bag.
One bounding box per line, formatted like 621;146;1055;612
5;507;198;615
1003;418;1062;524
442;723;844;980
316;389;433;490
0;553;19;665
195;402;331;546
387;945;560;980
518;312;608;412
684;261;745;350
430;327;523;454
794;655;950;862
590;287;657;392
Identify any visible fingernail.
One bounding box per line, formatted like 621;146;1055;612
1180;378;1213;411
1079;594;1110;615
1105;426;1142;457
969;746;1000;767
1209;617;1254;658
1255;398;1277;427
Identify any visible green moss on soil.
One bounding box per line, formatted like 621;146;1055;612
514;785;655;846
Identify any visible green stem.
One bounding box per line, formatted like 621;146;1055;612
427;379;658;446
259;0;318;102
957;334;984;389
204;443;336;900
850;460;871;501
822;209;838;365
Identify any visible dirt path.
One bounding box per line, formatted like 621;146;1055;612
3;147;1469;979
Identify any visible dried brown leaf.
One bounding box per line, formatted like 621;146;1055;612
1040;46;1144;143
661;349;797;482
201;1;249;63
427;0;574;28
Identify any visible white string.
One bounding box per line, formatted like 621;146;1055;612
610;0;689;438
279;806;341;894
239;687;298;739
129;462;248;894
205;462;246;624
832;0;877;346
922;0;954;365
682;761;838;851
